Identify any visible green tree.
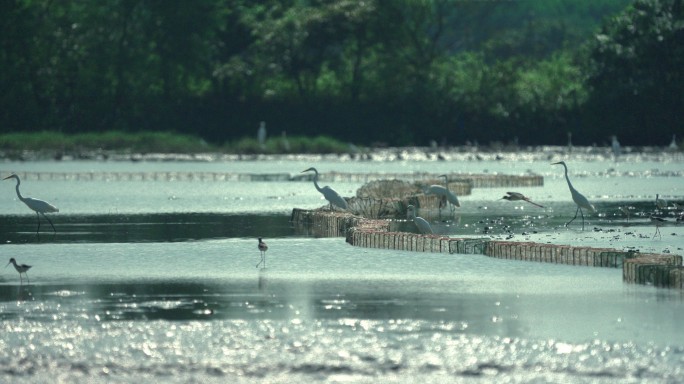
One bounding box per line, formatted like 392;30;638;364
586;0;684;144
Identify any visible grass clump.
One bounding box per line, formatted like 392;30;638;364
224;135;352;154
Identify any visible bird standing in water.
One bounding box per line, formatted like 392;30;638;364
257;238;268;268
650;216;667;240
501;192;544;208
4;173;59;234
301;167;348;211
552;161;595;230
407;205;433;234
6;258;32;284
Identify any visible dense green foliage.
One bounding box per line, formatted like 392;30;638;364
1;0;680;148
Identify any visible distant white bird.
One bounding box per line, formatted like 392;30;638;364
425;174;460;216
6;258;31;284
501;191;544;208
611;135;621;158
650;216;667;239
4;174;59;234
407;205;433;234
552;161;595;230
257;121;267;149
301;167;348;211
257;237;268;268
655;194;668;210
669;134;678;150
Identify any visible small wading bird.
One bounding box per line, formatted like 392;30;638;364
256;238;268;268
4;174;59;234
425;174;460;217
552;161;595;230
301;167;348;211
6;258;31;284
407;205;433;234
501;192;544;208
650;216;667;240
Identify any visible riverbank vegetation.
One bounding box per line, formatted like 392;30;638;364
1;0;681;148
0;131;352;155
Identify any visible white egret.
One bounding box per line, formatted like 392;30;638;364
426;175;460;208
407;205;433;234
301;167;348;211
669;134;678;150
257;121;267;149
552;161;595;230
257;238;268;268
4;174;59;234
6;258;31;284
611;135;621;158
501;191;544;208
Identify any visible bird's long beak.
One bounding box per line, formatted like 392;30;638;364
3;175;12;180
4;262;9;268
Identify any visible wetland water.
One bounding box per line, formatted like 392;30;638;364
1;149;684;383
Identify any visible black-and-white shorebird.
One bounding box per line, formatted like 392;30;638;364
257;238;268;268
6;258;32;284
650;216;667;239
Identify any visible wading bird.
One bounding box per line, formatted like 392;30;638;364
301;167;348;211
407;205;433;234
650;216;667;239
611;135;621;159
257;238;268;268
425;174;460;216
552;161;595;230
4;174;59;234
655;194;668;211
501;192;544;208
6;258;31;284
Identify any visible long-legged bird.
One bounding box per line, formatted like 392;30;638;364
6;258;31;284
301;167;348;211
4;174;59;234
552;161;595;230
407;205;433;234
257;238;268;268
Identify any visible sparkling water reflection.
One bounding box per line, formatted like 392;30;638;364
1;154;684;382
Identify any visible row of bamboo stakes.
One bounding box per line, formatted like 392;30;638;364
291;208;684;289
4;171;544;187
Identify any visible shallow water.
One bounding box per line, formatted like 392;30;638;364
1;150;684;383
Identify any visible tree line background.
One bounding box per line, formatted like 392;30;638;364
1;0;682;148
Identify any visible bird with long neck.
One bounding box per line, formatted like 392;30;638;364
407;205;433;234
301;167;348;211
552;161;595;230
6;258;32;284
4;174;59;234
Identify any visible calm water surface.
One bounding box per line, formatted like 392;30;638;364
1;151;684;383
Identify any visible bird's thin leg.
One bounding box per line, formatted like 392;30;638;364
25;272;29;284
580;208;585;231
566;207;580;227
36;212;41;234
43;213;56;233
